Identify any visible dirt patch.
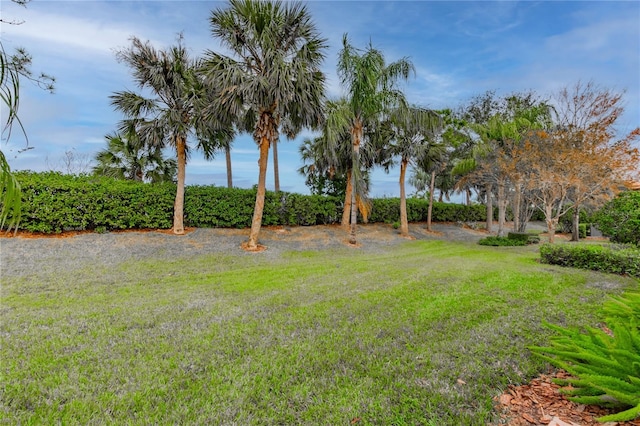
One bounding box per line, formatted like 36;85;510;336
1;227;198;239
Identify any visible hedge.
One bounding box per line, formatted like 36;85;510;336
540;243;640;278
7;172;488;233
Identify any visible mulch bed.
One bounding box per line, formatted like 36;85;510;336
494;370;640;425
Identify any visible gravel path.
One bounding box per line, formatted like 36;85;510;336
0;222;492;279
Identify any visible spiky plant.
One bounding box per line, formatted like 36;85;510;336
530;292;640;422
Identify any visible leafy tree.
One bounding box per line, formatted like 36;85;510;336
203;0;327;250
92;130;177;183
111;35;219;234
454;92;552;236
554;82;640;241
519;83;639;242
595;191;640;246
327;34;413;244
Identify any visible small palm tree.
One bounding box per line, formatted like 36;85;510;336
203;0;327;250
111;35;212;234
388;106;442;236
327;34;413;244
414;142;448;231
298;136;348;198
93;130;177;183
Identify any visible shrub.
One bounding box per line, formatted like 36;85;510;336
527;235;541;244
529;292;640;422
540;243;640;278
595;191;640;246
7;172;494;233
478;236;527;246
14;172;174;233
507;232;530;243
503;232;540;245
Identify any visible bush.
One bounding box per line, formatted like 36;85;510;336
507;232;530;243
370;198;486;224
478;236;527;246
14;172;174;233
540;243;640;278
595;191;640;246
529;292;640;422
527;235;541;244
6;172;496;233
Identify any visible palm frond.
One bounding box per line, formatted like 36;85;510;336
0;151;21;233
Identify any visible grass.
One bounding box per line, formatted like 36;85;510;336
1;240;637;425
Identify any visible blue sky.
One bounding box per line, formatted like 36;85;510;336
2;0;639;197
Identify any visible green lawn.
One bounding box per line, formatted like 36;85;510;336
2;240;637;425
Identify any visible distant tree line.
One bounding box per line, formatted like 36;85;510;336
3;0;638;249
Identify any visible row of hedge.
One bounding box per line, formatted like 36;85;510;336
9;172;487;233
540;243;640;278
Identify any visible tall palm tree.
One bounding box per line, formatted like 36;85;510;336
92;130;177;183
203;0;327;250
327;34;413;244
388;106;442;236
111;36;222;234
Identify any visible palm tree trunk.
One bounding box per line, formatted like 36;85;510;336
248;137;269;249
273;138;280;192
349;150;358;245
225;145;233;189
173;136;187;235
399;158;409;237
427;170;436;232
342;169;353;227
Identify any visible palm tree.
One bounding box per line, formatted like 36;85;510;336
298;135;348;198
327;35;413;244
111;35;211;234
203;0;327;250
298;122;363;213
93;130;177;183
388;106;442;236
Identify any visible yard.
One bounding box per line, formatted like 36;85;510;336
1;224;636;424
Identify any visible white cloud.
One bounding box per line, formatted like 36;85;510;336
3;11;135;56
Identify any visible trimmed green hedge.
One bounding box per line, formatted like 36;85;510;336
507;232;541;245
15;172;174;233
8;172;487;233
370;198;486;223
478;236;527;247
540;243;640;278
